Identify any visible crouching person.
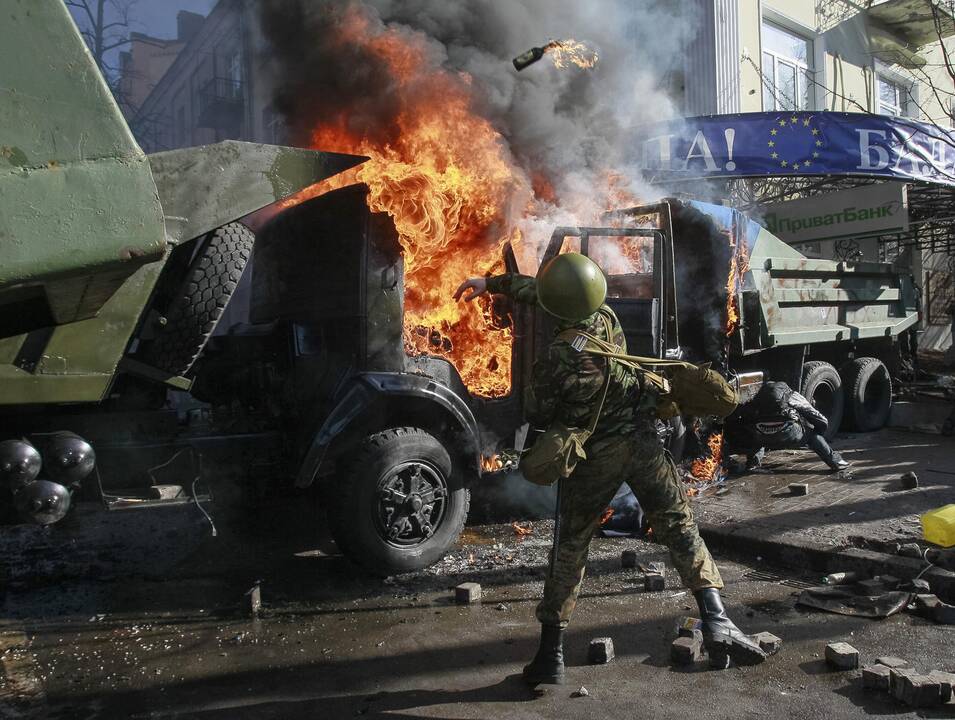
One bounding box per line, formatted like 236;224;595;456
455;253;768;684
726;380;850;472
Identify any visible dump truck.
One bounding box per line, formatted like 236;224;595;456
0;3;919;582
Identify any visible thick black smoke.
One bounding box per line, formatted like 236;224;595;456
259;0;698;224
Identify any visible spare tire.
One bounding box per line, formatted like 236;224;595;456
141;223;253;375
842;357;892;431
800;360;843;440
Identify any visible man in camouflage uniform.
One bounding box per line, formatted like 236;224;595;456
455;253;766;683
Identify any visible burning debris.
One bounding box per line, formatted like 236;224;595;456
512;39;599;71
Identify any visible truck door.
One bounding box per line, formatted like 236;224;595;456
537;227;668;357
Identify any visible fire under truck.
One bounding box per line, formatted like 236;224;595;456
0;1;918;580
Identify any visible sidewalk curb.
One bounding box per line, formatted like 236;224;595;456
699;522;955;602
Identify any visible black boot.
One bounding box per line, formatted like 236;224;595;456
522;624;565;685
694;588;767;668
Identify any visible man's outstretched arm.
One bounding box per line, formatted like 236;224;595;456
454;273;538;305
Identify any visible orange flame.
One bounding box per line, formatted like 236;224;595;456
690;431;724;482
599;507;615;525
512;522;533;536
288;7;525;398
724;235;751;336
544;39;599;69
482;455;504;472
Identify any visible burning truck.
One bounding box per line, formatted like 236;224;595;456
0;2;920;579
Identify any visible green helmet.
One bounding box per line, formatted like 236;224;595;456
536;252;607;322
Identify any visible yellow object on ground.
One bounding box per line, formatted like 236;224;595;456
921;504;955;547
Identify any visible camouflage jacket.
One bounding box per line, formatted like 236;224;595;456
486;273;647;442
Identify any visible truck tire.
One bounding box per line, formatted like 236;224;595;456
141;223;253;375
842;357;892;432
327;427;469;575
800;361;844;440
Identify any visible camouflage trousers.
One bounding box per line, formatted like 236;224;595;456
537;433;723;628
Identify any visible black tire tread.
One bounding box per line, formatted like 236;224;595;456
143;223;253;375
800;360;843;440
842;357;892;432
328;427;469;576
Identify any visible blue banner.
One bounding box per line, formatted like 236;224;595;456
638;111;955;187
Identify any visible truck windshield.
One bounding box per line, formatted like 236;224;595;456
589;236;654;300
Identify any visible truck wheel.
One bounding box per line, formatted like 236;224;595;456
141;223;253;375
842;357;892;431
800;361;844;440
328;427;469;575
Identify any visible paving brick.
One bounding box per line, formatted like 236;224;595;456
914;594;941;617
588;637;615;664
862;664;892;691
454;582;481;604
895;672;941;708
671;634;704;665
753;631;782;655
874;656;909;669
928;671;955;703
788;482;809;496
644;573;665;591
621;550;637;568
877;574;900;589
825;642;859;670
890;668;919;698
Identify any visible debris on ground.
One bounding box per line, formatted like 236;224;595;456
247;581;262;618
753;631;782;655
454;582;481;604
797;586;911;619
788;482;809;496
671;631;704;665
900;471;919;489
874;656;909;669
862;664;892;690
621;550;637;568
588;637;615;664
571;686;590;698
644;573;665;591
825;641;859;670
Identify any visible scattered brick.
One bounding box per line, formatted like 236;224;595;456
788;482;809;496
877;574;900;590
621;550;638;568
875;656;909;669
588;637;615;664
455;582;482;604
894;672;941;708
671;632;704;665
753;631;782;655
862;664;892;691
928;671;955;703
890;668;919;698
825;642;859;670
914;594;941;617
644;573;665;591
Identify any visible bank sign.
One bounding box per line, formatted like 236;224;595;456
639;111;955;187
761;182;909;244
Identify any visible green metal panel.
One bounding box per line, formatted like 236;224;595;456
149;141;365;245
0;0;166;324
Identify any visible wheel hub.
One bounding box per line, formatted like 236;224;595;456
374;461;448;547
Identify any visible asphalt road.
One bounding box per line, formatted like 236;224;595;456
2;524;953;720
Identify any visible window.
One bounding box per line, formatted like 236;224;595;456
878;75;910;117
761;21;813;111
